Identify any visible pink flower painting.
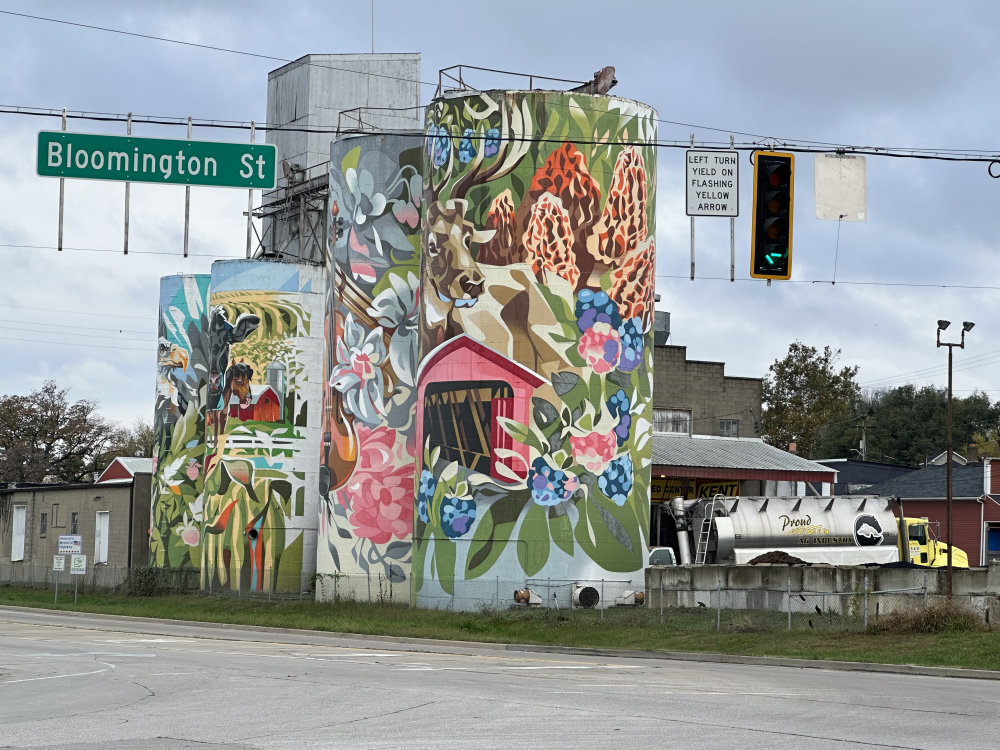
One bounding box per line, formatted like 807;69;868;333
569;430;617;474
338;424;414;544
577;321;621;374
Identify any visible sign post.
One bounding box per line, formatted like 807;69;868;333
685;148;740;281
52;555;65;604
70;553;87;603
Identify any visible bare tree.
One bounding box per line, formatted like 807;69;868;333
107;418;155;460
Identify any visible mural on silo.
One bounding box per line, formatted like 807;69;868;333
201;260;324;593
151;274;211;569
415;91;657;606
317;134;423;600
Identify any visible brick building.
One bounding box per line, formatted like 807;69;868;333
865;459;1000;566
1;466;151;580
652;343;762;440
649;341;836;546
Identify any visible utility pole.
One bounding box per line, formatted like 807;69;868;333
936;319;975;598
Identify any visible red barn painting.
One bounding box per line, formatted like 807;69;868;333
416;334;545;482
229;384;281;423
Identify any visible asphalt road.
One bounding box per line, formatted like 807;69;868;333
0;607;998;749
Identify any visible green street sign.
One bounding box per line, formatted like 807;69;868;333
37;131;276;189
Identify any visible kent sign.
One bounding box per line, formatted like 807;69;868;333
37;131;276;189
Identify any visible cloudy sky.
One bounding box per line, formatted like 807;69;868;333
2;0;999;427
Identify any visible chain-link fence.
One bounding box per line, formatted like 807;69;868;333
2;561;994;631
0;561;132;598
646;573;945;632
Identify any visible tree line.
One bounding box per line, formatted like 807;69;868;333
5;349;994;483
762;342;1000;464
0;381;152;484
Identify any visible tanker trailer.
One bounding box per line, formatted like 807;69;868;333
664;495;967;567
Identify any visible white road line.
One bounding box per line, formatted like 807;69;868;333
2;667;112;684
102;638;195;643
34;651;156;658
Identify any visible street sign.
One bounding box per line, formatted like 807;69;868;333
58;534;82;554
37;131;277;189
686;149;739;217
70;554;87;575
53;555;65;572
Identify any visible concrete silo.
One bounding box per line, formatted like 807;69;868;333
201;258;325;594
414;89;657;609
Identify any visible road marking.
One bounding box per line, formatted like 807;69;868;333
102;638;195;643
499;664;644;671
30;651;155;658
395;667;471;671
2;667;111;684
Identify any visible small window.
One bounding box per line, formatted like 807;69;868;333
720;419;739;438
95;511;110;564
654;409;691;435
71;512;79;535
908;524;928;545
40;512;48;537
12;505;26;561
51;503;59;527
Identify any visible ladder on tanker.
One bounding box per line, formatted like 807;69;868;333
694;495;724;564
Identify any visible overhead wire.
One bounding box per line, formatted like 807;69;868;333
0;10;441;88
6;9;1000;393
0;302;155;321
5;104;999;164
0;334;153;351
6;6;1000;167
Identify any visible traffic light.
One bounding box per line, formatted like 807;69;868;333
750;151;794;280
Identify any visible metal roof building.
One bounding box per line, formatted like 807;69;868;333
652;433;836;484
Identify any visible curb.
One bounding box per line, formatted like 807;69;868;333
511;643;1000;681
2;604;997;680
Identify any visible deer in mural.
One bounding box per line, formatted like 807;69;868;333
421;108;532;349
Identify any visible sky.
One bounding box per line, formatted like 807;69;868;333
2;0;1000;429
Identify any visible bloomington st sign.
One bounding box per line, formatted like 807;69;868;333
37;131;277;189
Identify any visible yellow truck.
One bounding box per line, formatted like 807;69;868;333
899;515;969;567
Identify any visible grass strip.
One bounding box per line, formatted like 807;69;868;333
1;586;997;672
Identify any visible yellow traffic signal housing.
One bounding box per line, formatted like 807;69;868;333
750;151;794;280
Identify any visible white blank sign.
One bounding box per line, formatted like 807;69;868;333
815;154;866;221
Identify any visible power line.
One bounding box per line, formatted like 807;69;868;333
0;10;440;88
8;8;1000;163
4;103;1000;165
0;334;152;351
655;273;1000;291
0;302;155;321
5;241;1000;293
2;317;153;335
860;349;1000;388
0;243;245;259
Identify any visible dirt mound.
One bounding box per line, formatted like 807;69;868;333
747;551;809;565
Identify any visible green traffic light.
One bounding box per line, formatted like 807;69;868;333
750;151;794;281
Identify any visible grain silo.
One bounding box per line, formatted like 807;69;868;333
414;88;657;610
